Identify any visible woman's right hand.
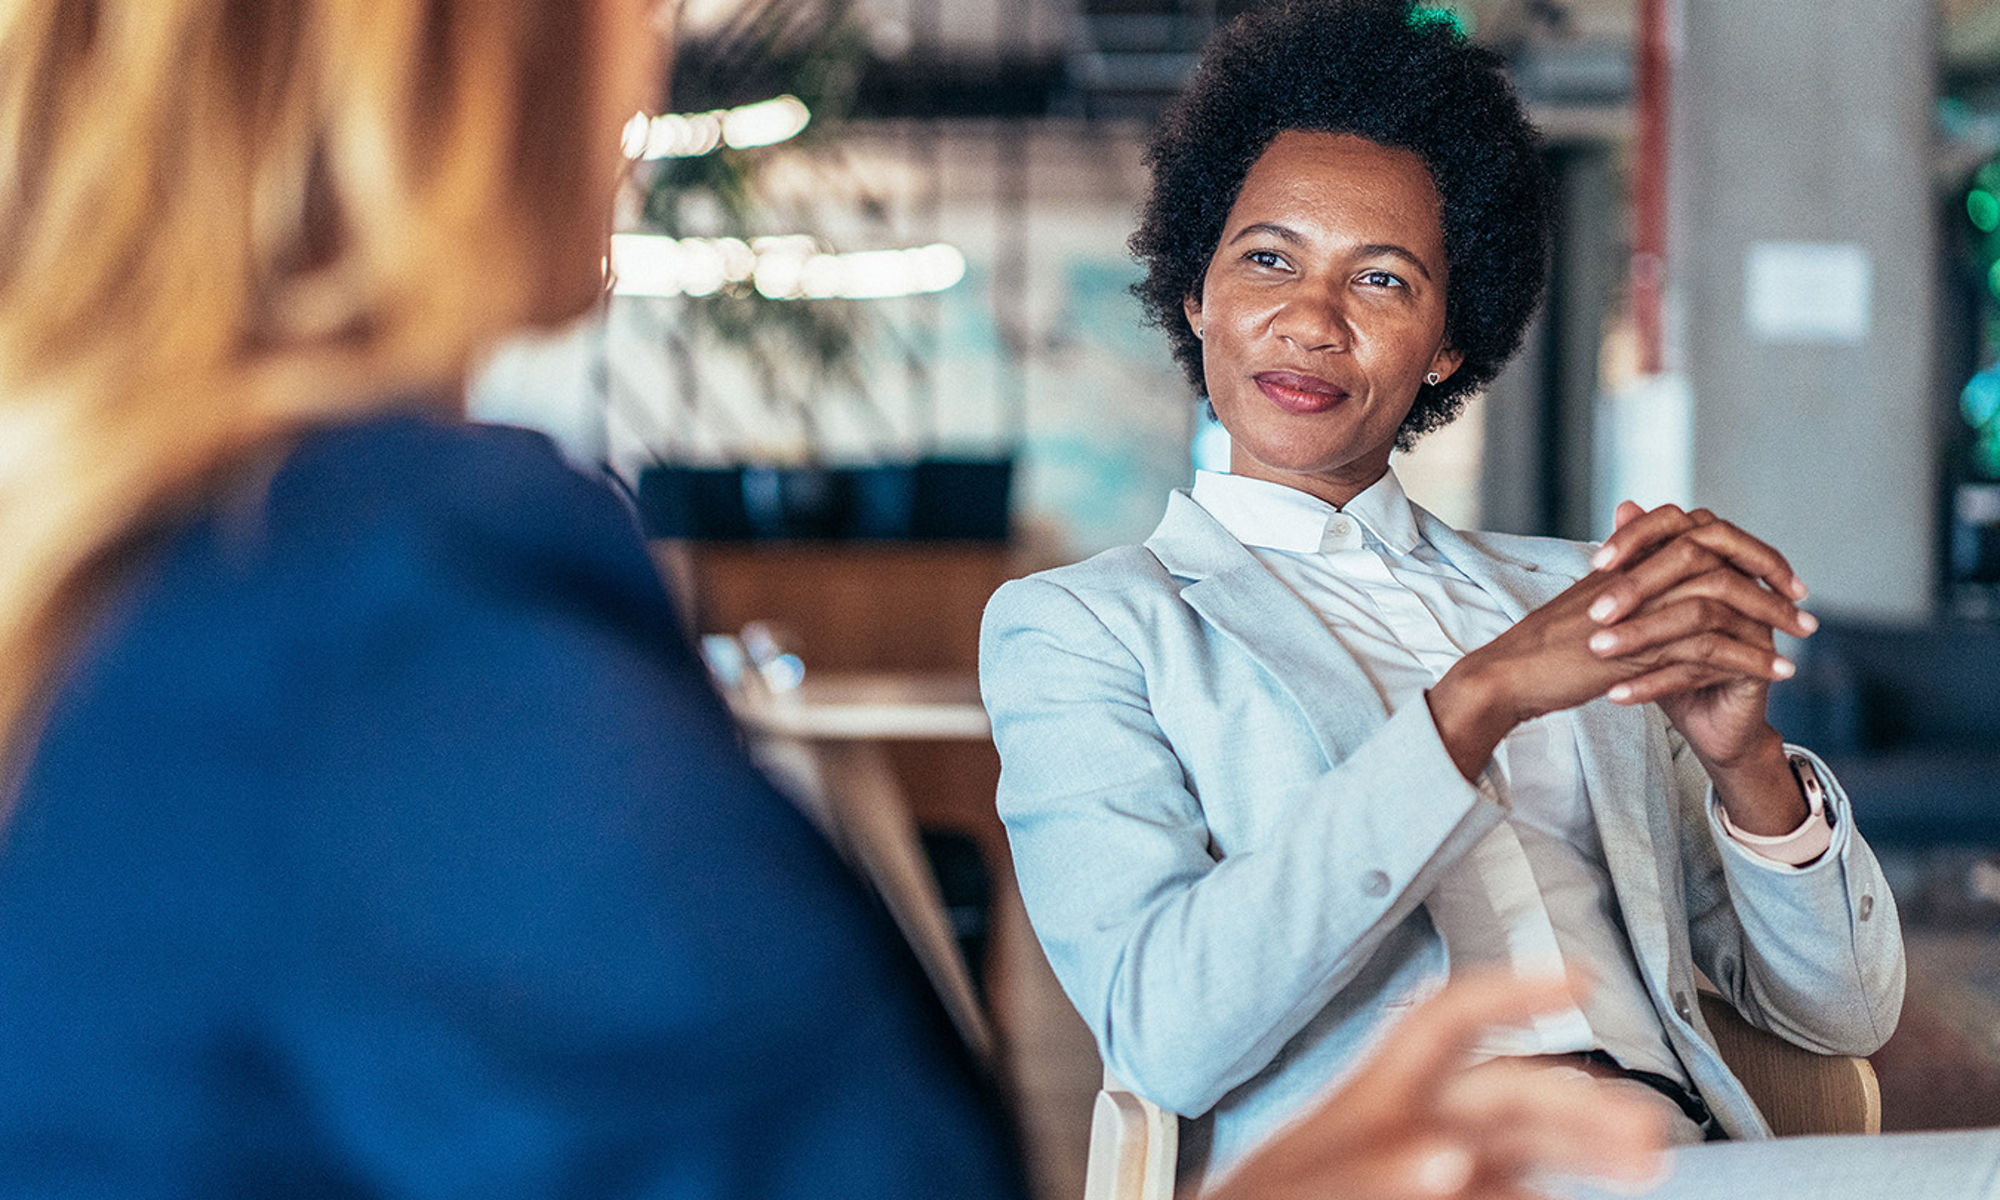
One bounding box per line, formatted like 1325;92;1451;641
1427;504;1814;782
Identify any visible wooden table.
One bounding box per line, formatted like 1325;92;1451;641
726;671;996;1062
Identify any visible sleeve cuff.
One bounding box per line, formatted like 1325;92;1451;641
1711;749;1841;870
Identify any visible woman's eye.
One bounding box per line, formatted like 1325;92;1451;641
1246;249;1287;269
1359;270;1405;288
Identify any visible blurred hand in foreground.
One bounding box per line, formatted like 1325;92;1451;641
1207;974;1669;1200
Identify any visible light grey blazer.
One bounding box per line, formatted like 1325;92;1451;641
980;490;1905;1183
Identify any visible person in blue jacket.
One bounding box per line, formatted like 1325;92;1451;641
0;410;1026;1198
0;1;1667;1197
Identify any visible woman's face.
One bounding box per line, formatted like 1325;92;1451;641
1185;130;1461;506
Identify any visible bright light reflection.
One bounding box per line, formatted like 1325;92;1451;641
624;95;811;161
722;96;812;149
621;112;652;159
609;234;966;301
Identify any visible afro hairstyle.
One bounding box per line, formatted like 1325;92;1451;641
1130;0;1556;448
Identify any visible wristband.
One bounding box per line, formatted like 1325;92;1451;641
1716;752;1834;866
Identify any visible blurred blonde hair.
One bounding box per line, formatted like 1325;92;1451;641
0;0;646;779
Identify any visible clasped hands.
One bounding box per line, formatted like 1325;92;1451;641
1430;501;1815;830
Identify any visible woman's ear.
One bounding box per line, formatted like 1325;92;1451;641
1184;294;1204;340
1430;345;1465;384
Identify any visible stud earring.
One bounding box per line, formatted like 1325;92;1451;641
1425;371;1441;386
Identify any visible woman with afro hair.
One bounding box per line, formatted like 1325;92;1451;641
983;1;2000;1194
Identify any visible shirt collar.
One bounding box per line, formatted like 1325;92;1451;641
1189;468;1424;557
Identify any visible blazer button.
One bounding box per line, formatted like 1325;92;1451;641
1859;894;1874;921
1673;991;1693;1022
1361;870;1390;898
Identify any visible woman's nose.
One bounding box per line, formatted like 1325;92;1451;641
1270;287;1351;353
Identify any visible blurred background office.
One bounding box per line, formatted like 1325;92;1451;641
470;1;2000;1195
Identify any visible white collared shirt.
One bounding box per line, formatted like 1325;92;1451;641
1189;468;1695;1081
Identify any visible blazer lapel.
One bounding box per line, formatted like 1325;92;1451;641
1417;511;1676;976
1410;510;1569;620
1146;491;1388;763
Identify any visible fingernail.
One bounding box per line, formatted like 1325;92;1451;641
1608;683;1633;702
1789;577;1809;601
1592;545;1615;569
1589;595;1617;621
1413;1145;1476;1196
1589;630;1617;653
1798;610;1819;634
1773;656;1796;679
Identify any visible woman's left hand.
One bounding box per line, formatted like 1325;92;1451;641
1585;501;1809;770
1587;501;1820;836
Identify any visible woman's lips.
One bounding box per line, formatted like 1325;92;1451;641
1253;370;1349;414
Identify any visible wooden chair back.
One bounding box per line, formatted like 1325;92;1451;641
1085;1070;1176;1200
1696;991;1881;1137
